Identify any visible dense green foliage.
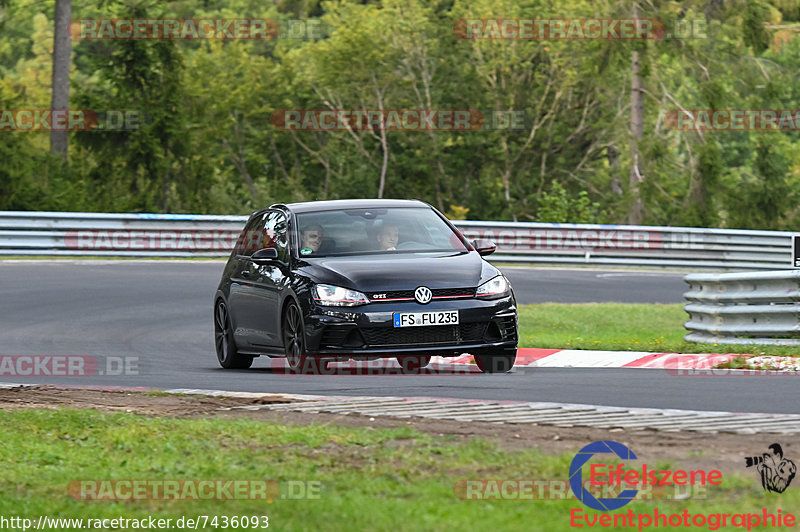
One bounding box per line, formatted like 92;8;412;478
2;0;800;227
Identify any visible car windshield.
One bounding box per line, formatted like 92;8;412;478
295;207;469;257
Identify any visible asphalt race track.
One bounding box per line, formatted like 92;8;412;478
502;266;687;304
1;260;793;415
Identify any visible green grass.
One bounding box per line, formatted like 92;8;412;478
0;408;795;531
518;303;800;356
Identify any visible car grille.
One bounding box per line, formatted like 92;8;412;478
434;287;477;298
361;323;487;346
368;287;475;302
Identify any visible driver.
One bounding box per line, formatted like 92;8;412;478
300;225;324;253
377;225;399;251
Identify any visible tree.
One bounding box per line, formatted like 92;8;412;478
628;2;644;224
50;0;71;158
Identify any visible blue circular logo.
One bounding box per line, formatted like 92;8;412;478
569;440;638;511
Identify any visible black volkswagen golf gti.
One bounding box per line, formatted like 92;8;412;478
214;199;518;373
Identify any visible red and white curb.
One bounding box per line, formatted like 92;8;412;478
432;348;799;370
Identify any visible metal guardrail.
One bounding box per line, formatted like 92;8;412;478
457;221;791;270
683;271;800;345
0;210;793;270
0;211;246;257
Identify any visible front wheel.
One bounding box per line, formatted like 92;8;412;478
214;300;253;369
283;301;327;374
474;350;516;374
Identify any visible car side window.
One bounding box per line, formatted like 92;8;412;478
262;211;289;262
234;213;267;257
233;211;289;259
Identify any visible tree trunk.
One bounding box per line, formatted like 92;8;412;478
50;0;71;159
628;4;644;224
375;89;389;198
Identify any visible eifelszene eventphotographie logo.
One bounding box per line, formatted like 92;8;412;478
569;440;722;512
745;443;796;494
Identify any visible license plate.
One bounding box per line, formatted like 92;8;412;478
393;311;459;327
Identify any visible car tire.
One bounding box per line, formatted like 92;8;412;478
474;349;516;374
214;300;254;369
283;301;327;374
398;355;431;373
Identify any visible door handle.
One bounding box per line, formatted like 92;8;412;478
241;270;250;278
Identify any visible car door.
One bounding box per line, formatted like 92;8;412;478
227;213;267;348
235;210;289;349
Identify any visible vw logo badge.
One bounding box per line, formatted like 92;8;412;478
414;286;432;304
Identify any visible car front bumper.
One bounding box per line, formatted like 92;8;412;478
302;296;518;358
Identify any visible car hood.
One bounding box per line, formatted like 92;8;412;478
296;251;498;291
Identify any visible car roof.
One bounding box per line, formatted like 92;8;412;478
272;198;430;214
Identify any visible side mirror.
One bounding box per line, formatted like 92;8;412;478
472;239;497;256
250;247;279;264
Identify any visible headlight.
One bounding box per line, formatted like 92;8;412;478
312;284;370;306
476;275;509;299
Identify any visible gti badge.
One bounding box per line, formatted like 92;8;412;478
414;286;432;304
